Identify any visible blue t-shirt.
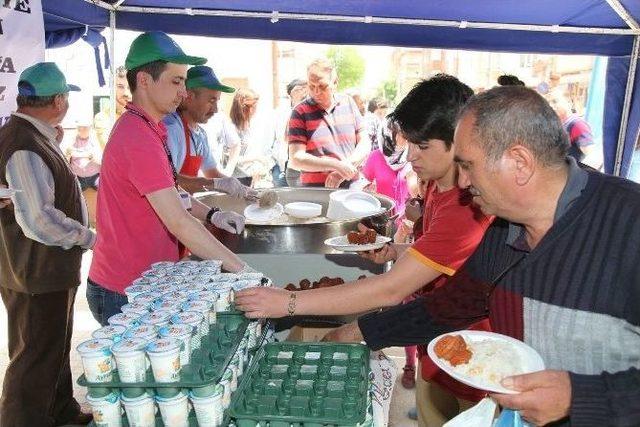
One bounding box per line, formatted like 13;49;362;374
163;112;217;172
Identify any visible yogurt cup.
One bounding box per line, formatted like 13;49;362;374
177;260;201;268
92;325;126;342
123;324;158;341
156;391;189;427
170;311;205;350
107;312;140;329
158;324;193;366
124;284;152;303
232;352;244;377
225;365;238;392
121;391;156;427
189;384;224;427
161;290;191;303
206;283;232;311
86;391;122;427
153;283;178;294
133;291;163;305
141;270;168;279
151;299;183;313
198;259;223;272
111;338;148;383
146;338;182;383
237;272;264;282
76;338;114;383
181;300;214;332
212;272;238;282
121;302;151;316
140;310;173;328
219;369;233;409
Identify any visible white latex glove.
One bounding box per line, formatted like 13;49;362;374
213;177;259;202
210;210;245;234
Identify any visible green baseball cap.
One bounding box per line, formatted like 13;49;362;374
18;62;80;97
186;66;235;93
125;31;207;70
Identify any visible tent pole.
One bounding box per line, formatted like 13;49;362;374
113;5;640;36
109;9;116;124
614;35;640;176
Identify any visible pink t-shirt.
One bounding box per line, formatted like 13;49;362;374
362;149;411;219
89;103;179;294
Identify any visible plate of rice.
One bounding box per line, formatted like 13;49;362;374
427;331;545;394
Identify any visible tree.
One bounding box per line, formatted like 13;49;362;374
377;79;398;105
326;47;365;91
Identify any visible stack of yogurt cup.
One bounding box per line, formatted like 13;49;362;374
77;259;270;426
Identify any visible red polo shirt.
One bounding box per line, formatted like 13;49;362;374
409;181;493;401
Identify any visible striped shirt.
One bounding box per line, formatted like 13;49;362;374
287;95;363;184
5;113;94;249
360;164;640;425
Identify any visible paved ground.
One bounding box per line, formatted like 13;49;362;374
0;252;418;426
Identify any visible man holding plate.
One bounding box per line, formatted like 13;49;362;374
321;86;640;426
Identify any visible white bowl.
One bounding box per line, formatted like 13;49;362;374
284;202;322;219
326;190;381;220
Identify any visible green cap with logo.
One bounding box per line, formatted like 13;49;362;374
186;66;235;93
125;31;207;70
18;62;80;97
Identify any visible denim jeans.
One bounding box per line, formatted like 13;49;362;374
86;278;129;326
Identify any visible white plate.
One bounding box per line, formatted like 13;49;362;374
427;331;545;394
324;234;391;252
243;203;284;223
0;188;21;198
284;202;322;219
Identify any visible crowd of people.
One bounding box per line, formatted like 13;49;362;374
0;29;636;427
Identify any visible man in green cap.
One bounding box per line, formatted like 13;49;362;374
0;62;94;426
87;31;254;326
164;65;258;198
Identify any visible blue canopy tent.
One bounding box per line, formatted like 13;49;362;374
41;0;640;176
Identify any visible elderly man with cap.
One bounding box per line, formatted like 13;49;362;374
0;62;94;426
88;32;252;326
164;65;257;199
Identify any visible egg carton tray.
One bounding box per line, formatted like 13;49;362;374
229;342;370;427
79;313;248;389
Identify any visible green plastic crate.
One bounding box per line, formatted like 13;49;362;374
229;342;370;427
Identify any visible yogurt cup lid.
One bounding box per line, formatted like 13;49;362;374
125;284;152;295
154;283;178;294
152;299;183;312
86;391;120;404
237;272;264;281
111;337;148;354
212;273;238;281
177;260;200;267
181;300;212;312
140;310;173;325
77;338;113;355
133;291;163;303
158;324;194;338
161;290;191;301
146;337;182;354
92;325;126;340
170;311;204;326
108;312;140;326
121;302;151;314
123;324;158;339
207;282;233;292
188;291;218;302
232;280;259;291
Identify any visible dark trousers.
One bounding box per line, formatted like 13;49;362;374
86;278;128;327
0;287;80;427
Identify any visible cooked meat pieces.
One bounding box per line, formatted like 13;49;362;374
434;335;472;366
285;276;352;291
347;229;378;244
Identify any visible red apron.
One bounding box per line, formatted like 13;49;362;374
178;114;203;258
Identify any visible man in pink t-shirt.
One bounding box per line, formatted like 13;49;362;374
88;32;254;326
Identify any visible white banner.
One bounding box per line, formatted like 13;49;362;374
0;0;45;127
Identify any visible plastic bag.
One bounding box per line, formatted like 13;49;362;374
443;399;533;427
494;408;533;427
443;398;497;427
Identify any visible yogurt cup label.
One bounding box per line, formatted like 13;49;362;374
92;326;126;341
157;393;189;427
122;394;156;427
